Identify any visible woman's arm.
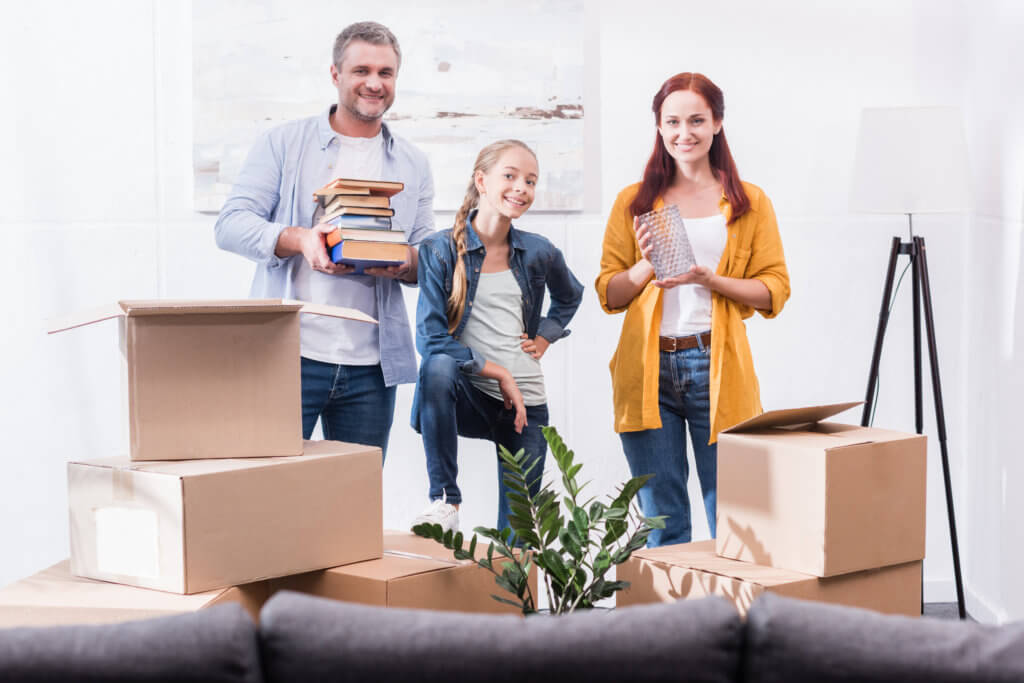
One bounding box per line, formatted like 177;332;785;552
655;266;771;310
596;193;653;313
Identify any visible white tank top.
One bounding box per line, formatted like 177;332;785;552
660;213;728;337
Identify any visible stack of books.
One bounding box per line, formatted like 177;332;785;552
313;178;408;271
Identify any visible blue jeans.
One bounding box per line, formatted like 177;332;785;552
414;353;549;532
301;357;396;461
620;342;716;547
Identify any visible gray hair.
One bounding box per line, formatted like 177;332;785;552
333;22;401;70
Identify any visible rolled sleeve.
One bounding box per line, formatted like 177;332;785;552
746;194;790;319
537;244;583;343
596;187;641;314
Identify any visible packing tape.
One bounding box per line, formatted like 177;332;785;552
112;469;134;502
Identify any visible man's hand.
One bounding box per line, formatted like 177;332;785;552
291;223;355;276
519;334;550;360
364;245;417;282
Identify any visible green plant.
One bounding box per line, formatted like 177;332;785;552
412;425;664;615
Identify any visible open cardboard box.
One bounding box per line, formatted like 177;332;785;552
617;540;921;617
68;440;383;594
272;530;536;615
715;402;927;577
48;299;375;461
0;560;270;627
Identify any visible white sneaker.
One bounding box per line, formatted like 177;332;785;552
412;499;459;533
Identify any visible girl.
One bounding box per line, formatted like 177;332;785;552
595;73;790;547
411;139;584;533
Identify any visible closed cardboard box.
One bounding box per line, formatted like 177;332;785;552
715;402;927;577
0;560;270;627
617;540;921;617
48;299;375;461
68;440;383;594
273;530;536;614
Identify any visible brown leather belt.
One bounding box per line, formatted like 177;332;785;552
659;331;711;352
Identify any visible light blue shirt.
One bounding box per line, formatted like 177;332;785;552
214;105;435;386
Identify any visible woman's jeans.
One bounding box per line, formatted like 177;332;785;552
416;353;549;533
300;357;396;461
620;344;716;547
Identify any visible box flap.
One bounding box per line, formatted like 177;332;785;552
47;302;127;334
634;541;818;588
285;299;377;324
118;299;305;316
722;402;862;434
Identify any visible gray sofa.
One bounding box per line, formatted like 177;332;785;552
1;591;1022;682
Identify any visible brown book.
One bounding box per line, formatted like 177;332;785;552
329;239;408;269
314;178;404;199
323;194;391;210
326;228;407;248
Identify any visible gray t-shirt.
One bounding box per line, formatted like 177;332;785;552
460;269;547;406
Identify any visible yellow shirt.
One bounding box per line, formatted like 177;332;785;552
595;181;790;442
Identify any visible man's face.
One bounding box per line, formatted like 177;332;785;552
331;40;398;123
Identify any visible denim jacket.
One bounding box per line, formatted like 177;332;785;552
415;213;584;376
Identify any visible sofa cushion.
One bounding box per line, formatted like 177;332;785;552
744;593;1024;683
259;591;742;683
0;603;262;683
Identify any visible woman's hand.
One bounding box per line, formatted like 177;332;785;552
634;216;655;262
519;334;550;360
497;374;527;433
655;264;716;290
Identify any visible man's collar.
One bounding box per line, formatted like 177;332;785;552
319;105;395;152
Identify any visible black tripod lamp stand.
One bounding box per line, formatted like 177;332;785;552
850;106;971;619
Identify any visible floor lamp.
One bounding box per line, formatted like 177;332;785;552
849;106;970;619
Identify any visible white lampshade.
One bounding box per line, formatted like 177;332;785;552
850;106;971;214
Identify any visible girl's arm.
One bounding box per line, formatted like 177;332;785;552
536;244;585;344
479;361;527;432
414;241;486;374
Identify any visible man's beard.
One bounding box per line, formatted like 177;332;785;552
343;98;389;123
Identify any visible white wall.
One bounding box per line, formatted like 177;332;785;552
0;0;1019;622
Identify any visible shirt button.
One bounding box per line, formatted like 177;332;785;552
468;301;472;306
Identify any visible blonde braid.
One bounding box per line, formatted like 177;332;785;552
446;179;478;333
446;139;537;334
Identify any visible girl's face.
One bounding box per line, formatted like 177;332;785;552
657;89;721;167
475;146;538;220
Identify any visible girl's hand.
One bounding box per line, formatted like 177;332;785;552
498;374;527;434
655;264;715;290
519;334;550;360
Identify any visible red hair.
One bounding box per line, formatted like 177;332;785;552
629;73;749;224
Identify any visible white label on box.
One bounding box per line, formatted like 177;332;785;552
94;506;160;578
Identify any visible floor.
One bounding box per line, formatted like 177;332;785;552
922;602;972;621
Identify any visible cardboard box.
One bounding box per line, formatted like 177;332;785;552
0;560;270;627
715;402;927;577
68;440;383;594
617;540;921;617
48;299;375;461
272;530;536;614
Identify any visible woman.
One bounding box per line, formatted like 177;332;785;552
595;73;790;547
411;139;584;534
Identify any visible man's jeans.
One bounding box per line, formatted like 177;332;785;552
416;353;549;532
301;357;396;461
620;343;716;547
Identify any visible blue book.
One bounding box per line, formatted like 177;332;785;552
330;240;407;272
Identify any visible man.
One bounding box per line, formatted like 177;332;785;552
215;22;434;457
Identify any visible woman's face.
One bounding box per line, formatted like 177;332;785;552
657;89;721;167
475;146;538;220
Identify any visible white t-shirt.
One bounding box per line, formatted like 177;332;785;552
294;131;385;365
660;213;728;337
